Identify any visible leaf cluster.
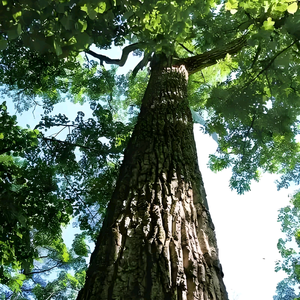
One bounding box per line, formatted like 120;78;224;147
0;40;117;113
0;103;74;293
274;190;300;299
0;0;124;56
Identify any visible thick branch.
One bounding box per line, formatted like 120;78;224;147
179;35;248;75
131;52;151;77
86;43;143;66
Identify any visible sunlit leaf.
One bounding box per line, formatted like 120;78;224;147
95;2;106;13
262;17;275;31
287;2;298;14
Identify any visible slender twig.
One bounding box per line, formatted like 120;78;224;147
246;114;256;138
246;40;297;86
49;123;77;128
32;104;36;119
265;72;273;98
250;44;261;69
85;52;90;68
178;43;195;55
201;71;206;83
42;138;97;224
35;123;77;130
43;136;96;152
46;292;57;300
25;262;63;275
52;126;67;138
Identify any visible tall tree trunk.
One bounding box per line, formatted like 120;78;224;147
77;63;228;300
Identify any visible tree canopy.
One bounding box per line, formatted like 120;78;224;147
1;0;300;298
1;0;300;192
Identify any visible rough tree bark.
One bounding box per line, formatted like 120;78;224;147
76;60;228;300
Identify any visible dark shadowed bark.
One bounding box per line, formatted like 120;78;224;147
76;62;228;300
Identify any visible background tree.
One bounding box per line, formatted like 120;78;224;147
273;279;299;300
274;190;300;300
1;0;300;299
0;98;131;298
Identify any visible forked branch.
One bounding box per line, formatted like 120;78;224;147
86;43;143;66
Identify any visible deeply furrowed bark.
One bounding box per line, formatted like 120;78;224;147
77;63;228;300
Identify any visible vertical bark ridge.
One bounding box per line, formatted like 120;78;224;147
77;64;228;300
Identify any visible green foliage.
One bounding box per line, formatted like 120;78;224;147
0;101;39;154
72;234;90;257
197;20;300;192
34;101;132;240
1;238;88;299
0;41;116;112
227;0;299;17
275;191;300;299
0;101;131;297
0;0;120;56
273;279;299;300
0;103;74;292
112;69;149;120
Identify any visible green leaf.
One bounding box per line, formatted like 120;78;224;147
225;0;238;13
12;11;22;21
7;24;22;40
262;17;275;31
287;2;298;14
80;4;88;13
275;54;291;68
274;3;288;12
16;232;23;239
95;2;106;14
81;3;97;20
75;32;92;50
88;9;97;20
54;40;63;56
78;19;88;32
60;15;73;30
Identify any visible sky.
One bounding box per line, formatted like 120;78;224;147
4;45;297;300
194;126;293;300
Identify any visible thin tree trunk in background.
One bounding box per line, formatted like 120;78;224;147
77;63;228;300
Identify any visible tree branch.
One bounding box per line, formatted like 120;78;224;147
179;35;248;75
131;52;151;77
42;136;96;152
178;43;195;55
246;40;297;86
25;262;63;275
250;43;261;69
86;43;143;66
